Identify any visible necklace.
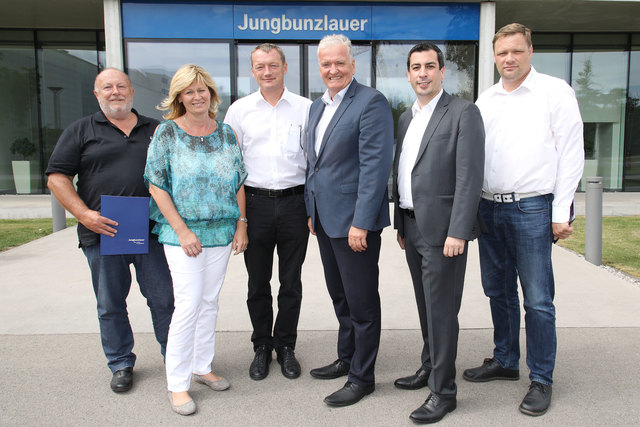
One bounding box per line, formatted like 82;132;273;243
182;116;213;141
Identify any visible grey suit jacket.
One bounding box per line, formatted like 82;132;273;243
305;79;394;238
392;91;485;246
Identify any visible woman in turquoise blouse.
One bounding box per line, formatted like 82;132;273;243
145;64;247;416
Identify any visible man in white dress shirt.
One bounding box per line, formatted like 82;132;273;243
462;23;585;417
224;43;311;381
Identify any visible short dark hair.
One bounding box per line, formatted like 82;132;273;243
407;42;445;70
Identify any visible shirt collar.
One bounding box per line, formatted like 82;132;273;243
255;87;293;106
322;79;353;106
411;89;443;118
94;108;140;123
497;65;537;94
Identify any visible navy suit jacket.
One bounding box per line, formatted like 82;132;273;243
305;79;394;238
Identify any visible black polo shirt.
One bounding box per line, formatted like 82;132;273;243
46;109;160;247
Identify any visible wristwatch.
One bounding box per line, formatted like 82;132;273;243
238;217;248;223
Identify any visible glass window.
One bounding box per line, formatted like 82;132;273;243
126;41;232;121
375;42;476;138
38;44;101;193
236;44;301;97
532;51;571;84
623;46;640;190
532;34;571;83
307;44;371;100
0;43;39;194
572;49;628;191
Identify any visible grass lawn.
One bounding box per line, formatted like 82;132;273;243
557;216;640;279
0;218;77;252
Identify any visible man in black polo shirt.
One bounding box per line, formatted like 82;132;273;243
46;68;174;393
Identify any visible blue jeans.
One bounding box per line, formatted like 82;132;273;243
478;194;556;386
82;237;174;373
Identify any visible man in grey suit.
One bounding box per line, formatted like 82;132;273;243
392;42;485;424
305;34;394;407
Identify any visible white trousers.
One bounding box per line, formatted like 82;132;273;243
163;244;232;392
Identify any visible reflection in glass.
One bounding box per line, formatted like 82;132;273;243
623;49;640;190
532;51;571;84
572;51;628;190
126;42;231;121
375;42;476;137
307;44;371;101
39;47;101;193
236;44;301;98
0;46;38;193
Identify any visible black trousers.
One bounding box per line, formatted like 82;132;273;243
403;214;467;397
315;215;382;386
244;191;309;351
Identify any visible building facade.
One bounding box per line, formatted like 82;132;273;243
1;0;639;194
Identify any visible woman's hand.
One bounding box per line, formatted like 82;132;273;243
178;228;202;257
232;221;248;255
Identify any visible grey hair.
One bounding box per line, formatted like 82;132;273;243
318;34;353;60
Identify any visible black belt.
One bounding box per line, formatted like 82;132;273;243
245;185;304;198
401;208;415;219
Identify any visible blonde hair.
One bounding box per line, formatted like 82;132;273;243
158;64;220;120
493;23;532;49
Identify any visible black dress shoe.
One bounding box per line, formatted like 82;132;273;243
394;367;431;390
276;346;301;379
249;345;272;380
462;357;519;382
519;381;552;416
310;359;350;379
110;367;133;393
409;393;456;424
324;381;375;407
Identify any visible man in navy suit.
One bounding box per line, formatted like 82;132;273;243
305;34;394;407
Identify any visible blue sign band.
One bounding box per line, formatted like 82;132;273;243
123;1;479;41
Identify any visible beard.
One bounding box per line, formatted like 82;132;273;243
98;97;133;119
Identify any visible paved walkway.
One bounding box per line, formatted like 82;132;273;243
1;196;640;425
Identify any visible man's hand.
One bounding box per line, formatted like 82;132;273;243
307;217;316;235
348;226;368;252
552;222;574;240
443;236;465;258
78;209;118;237
397;232;405;250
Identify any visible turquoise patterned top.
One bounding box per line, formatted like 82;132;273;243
144;120;247;247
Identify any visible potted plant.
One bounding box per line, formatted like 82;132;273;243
10;137;37;194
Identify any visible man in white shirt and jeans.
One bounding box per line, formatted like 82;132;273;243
224;43;311;381
462;23;584;417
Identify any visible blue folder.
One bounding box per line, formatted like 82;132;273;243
100;195;150;255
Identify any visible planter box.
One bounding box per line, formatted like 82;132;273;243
11;160;31;194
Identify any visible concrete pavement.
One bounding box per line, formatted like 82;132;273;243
1;196;640;425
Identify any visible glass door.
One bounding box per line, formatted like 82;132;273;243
236;43;302;98
306;44;372;100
